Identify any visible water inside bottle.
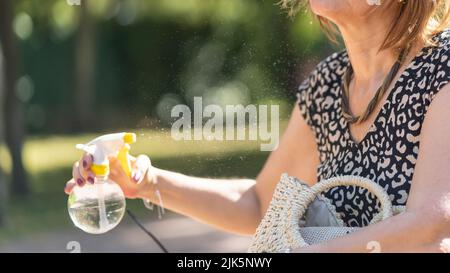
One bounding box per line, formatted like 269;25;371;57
69;198;125;234
68;180;126;234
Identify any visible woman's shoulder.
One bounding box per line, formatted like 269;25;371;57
432;27;450;48
390;27;450;118
297;50;348;94
418;28;450;99
296;50;348;128
421;27;450;67
316;50;349;72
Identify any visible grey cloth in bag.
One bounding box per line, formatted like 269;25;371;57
301;190;356;245
304;196;342;227
301;196;357;245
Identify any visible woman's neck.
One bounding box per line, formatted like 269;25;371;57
339;18;399;89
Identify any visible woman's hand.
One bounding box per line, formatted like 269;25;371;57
64;153;155;199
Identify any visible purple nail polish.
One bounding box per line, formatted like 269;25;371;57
82;160;87;169
134;172;142;182
87;177;94;184
77;179;84;186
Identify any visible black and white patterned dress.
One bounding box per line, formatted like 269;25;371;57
296;29;450;227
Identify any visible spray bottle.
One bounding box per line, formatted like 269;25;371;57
68;132;136;234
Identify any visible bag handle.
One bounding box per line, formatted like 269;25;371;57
284;174;394;248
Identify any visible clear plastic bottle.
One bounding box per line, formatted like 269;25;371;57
68;176;126;234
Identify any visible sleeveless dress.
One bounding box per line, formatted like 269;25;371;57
296;29;450;227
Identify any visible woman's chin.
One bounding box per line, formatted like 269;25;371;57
309;0;351;21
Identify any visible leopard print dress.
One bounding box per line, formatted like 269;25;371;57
296;29;450;227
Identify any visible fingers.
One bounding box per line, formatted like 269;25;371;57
68;153;151;196
72;161;86;187
65;179;77;195
72;153;94;188
86;170;96;184
131;155;151;184
108;157;129;186
78;153;93;178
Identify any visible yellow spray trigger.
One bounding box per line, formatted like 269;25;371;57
118;133;136;177
91;164;109;176
123;133;136;144
117;144;132;177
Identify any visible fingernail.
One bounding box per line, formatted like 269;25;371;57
135;172;142;182
77;178;85;186
87;176;94;184
132;172;141;182
82;160;87;169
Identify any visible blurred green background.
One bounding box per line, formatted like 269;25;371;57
0;0;336;249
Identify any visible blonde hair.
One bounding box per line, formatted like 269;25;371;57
279;0;450;50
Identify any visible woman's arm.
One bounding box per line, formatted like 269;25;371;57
134;105;319;235
67;105;319;235
294;86;450;253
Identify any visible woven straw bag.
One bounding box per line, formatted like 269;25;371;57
248;173;405;253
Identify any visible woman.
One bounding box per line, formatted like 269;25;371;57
66;0;450;252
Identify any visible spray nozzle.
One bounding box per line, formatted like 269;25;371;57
75;132;136;177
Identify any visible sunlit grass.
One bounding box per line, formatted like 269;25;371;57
25;129;266;174
1;125;285;175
